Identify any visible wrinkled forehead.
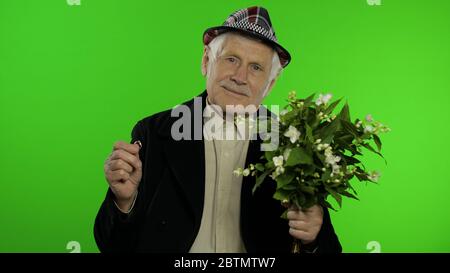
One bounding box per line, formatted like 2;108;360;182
220;33;275;64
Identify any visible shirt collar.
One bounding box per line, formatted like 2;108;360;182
203;97;253;140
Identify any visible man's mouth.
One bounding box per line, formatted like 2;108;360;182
222;86;248;97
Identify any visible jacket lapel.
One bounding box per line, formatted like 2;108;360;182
157;91;207;224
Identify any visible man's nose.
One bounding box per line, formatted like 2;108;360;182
231;64;248;85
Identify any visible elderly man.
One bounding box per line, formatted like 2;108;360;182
95;6;342;253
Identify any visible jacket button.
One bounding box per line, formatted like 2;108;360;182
159;220;168;230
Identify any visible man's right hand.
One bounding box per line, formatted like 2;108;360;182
104;141;142;212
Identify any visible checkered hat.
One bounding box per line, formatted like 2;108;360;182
203;6;291;68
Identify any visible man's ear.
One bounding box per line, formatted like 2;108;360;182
268;78;277;91
201;46;210;77
263;77;278;98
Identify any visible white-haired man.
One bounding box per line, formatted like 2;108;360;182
95;6;342;253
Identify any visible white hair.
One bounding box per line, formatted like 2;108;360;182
206;32;283;95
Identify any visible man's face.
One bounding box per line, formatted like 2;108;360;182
202;34;277;112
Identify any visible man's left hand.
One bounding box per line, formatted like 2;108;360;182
287;205;324;245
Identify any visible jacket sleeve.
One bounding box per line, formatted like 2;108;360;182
94;120;147;253
311;207;342;253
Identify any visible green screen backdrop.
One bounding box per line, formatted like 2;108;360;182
1;0;449;253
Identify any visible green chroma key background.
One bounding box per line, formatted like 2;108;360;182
1;0;449;252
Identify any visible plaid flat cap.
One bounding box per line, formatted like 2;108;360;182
203;6;291;68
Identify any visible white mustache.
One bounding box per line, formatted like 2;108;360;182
220;81;250;97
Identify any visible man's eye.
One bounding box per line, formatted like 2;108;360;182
227;57;236;63
251;64;262;71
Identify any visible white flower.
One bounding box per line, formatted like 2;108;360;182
276;166;285;175
242;168;250;176
315;93;333;106
324;146;333;157
284;125;301;143
273;155;284;167
325;154;341;166
364;125;374;133
323;147;341;175
368;171;381;182
382;127;391;133
271;166;285;179
288;91;297;100
317;143;330;151
331;164;341;175
280;109;289;116
365;114;373;122
233;168;243;176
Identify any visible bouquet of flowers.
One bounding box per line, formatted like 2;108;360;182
235;91;390;219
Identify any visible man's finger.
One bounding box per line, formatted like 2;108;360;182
107;169;130;183
110;149;142;170
109;159;133;173
113;141;140;155
287;209;307;221
289;220;308;231
289;228;314;242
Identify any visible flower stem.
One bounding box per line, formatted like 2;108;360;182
292;238;301;253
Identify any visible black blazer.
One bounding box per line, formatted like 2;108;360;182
94;91;342;253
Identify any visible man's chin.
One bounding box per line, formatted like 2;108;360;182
216;99;248;110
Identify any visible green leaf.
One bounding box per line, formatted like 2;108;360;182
338;102;351;122
264;150;276;162
280;209;288;219
323;98;342;116
321;199;337;211
276;172;295;189
273;189;291;201
347;182;358;195
282;183;298;190
303;93;316;105
373;134;382;152
254;163;265;172
285;147;313;166
319;118;340;143
301;165;316;176
361;142;384;158
341;154;360;165
346;143;362;156
335;134;354;146
354;171;368;181
340;190;359;200
321;169;331;182
302;195;317;209
341;120;359;137
281;108;299;124
265;161;275;169
305;123;314;142
294;193;306;209
325;186;342;208
252;169;271;194
299;184;316;195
